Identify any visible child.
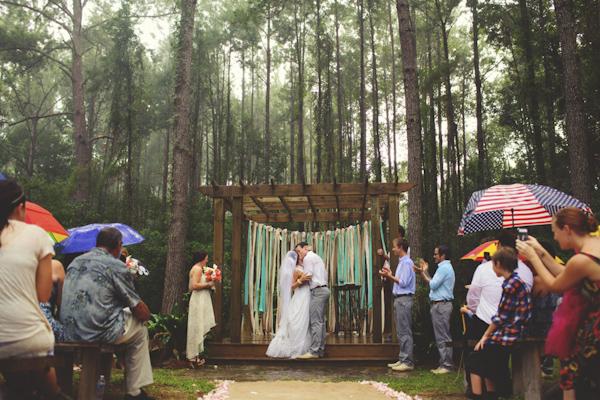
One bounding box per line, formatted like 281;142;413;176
466;247;532;400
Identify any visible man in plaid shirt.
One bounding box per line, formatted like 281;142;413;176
466;247;532;400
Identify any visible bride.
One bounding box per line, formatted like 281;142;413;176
266;250;312;358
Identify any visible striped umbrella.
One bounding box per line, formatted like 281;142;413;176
458;184;593;235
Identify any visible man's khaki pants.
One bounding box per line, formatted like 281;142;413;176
115;309;153;392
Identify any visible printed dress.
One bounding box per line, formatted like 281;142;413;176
186;274;216;360
560;252;600;389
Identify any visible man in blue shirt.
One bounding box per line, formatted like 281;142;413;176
415;244;455;374
61;228;155;400
380;238;415;371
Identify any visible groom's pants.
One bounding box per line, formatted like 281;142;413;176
309;286;330;356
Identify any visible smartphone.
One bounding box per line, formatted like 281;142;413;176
517;228;528;242
483;252;491;261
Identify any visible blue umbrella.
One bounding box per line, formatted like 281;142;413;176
0;172;6;179
57;223;145;254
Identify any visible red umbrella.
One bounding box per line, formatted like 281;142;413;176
24;201;69;243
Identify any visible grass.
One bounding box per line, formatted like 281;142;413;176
378;367;465;398
83;368;217;400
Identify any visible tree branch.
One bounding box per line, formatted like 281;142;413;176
7;112;72;127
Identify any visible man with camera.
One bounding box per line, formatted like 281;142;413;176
414;244;455;375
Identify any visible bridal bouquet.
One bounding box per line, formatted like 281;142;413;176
203;264;222;282
126;256;149;277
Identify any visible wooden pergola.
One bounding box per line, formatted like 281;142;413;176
199;181;415;344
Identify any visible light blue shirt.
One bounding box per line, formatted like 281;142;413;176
429;259;455;301
393;255;415;296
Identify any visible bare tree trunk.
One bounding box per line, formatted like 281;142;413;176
359;0;367;182
471;0;485;189
368;1;381;182
290;64;296;184
396;0;423;259
388;1;398;181
72;0;91;203
554;0;592;204
265;16;272;183
519;0;546;184
335;0;344;181
162;0;196;314
162;87;171;215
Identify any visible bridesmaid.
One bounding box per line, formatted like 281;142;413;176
186;250;217;364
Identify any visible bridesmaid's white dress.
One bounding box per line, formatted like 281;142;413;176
186;274;216;360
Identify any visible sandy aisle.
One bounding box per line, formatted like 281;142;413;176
225;380;393;400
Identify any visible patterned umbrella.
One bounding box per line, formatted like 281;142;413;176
461;241;498;261
461;239;564;264
57;223;145;254
24;201;69;243
458;184;593;235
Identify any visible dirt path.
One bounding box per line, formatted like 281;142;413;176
224;381;400;400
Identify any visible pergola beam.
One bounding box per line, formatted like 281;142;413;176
247;210;387;223
198;182;415;198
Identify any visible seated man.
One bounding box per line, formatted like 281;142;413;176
60;227;155;400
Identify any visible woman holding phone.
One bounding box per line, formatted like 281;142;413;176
516;207;600;400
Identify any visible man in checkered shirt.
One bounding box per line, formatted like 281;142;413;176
465;247;532;400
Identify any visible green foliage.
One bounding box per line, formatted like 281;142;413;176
147;303;188;365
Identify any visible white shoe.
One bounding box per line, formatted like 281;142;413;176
387;361;402;368
431;367;452;375
297;352;318;359
392;364;414;372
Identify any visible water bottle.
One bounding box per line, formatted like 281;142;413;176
95;375;105;400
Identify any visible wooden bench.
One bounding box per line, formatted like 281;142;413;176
54;341;127;399
0;355;65;372
446;337;550;400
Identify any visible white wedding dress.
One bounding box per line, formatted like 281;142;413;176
266;265;312;359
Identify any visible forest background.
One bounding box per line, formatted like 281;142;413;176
1;0;599;350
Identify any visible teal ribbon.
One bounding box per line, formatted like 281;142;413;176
245;222;252;305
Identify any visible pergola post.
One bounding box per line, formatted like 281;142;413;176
371;195;382;343
230;196;244;343
388;194;400;343
212;198;225;340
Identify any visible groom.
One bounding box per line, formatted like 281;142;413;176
296;242;330;359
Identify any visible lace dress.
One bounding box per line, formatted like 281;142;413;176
186;274;216;360
266;267;312;359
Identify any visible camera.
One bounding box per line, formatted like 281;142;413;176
517;228;528;242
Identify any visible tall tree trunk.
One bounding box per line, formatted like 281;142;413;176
72;0;91;203
265;16;272;183
471;0;485;189
162;0;196;314
554;0;592;204
396;0;423;259
335;0;345;181
435;0;459;229
162;88;171;215
539;0;558;185
290;64;296;184
519;0;546;184
359;0;367;181
295;4;306;183
316;0;323;184
369;1;381;182
388;1;398;180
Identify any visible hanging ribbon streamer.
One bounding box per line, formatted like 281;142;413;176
243;221;380;337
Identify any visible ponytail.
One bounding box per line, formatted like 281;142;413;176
0;179;26;247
